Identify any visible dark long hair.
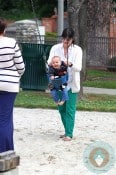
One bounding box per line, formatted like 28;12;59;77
61;28;75;44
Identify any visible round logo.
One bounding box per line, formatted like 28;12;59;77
83;141;115;174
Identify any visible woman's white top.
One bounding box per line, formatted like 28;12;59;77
48;43;83;93
0;37;25;92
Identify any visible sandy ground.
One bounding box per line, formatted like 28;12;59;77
13;108;116;175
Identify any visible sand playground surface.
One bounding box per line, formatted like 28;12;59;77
14;108;116;175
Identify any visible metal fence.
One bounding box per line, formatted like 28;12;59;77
19;43;52;90
19;36;115;91
5;32;116;90
87;37;116;69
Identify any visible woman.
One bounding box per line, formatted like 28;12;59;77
0;18;25;152
48;28;83;141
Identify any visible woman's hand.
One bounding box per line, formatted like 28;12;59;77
64;61;73;67
68;62;73;67
50;76;55;80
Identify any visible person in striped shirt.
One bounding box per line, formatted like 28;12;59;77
0;17;25;153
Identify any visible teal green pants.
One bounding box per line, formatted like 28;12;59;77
58;89;78;138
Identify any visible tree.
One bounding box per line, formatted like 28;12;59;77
67;0;113;98
87;0;112;37
0;0;13;10
67;0;88;98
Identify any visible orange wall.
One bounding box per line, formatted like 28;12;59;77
41;16;57;33
41;13;68;33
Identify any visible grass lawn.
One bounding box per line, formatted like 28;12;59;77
83;69;116;89
15;68;116;112
15;90;116;112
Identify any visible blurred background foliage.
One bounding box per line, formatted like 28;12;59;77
0;0;67;20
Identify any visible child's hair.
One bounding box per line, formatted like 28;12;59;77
51;56;61;62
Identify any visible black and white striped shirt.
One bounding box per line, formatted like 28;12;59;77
0;36;25;92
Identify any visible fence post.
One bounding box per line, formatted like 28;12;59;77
0;151;20;175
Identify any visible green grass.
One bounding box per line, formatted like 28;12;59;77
83;69;116;89
15;68;116;112
15;90;116;112
15;91;54;109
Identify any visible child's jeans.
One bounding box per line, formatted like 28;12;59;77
50;87;69;103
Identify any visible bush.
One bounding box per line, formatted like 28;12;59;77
46;32;57;37
107;56;116;72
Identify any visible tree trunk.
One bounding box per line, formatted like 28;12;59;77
87;0;112;37
67;0;80;43
67;0;88;99
67;0;112;99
